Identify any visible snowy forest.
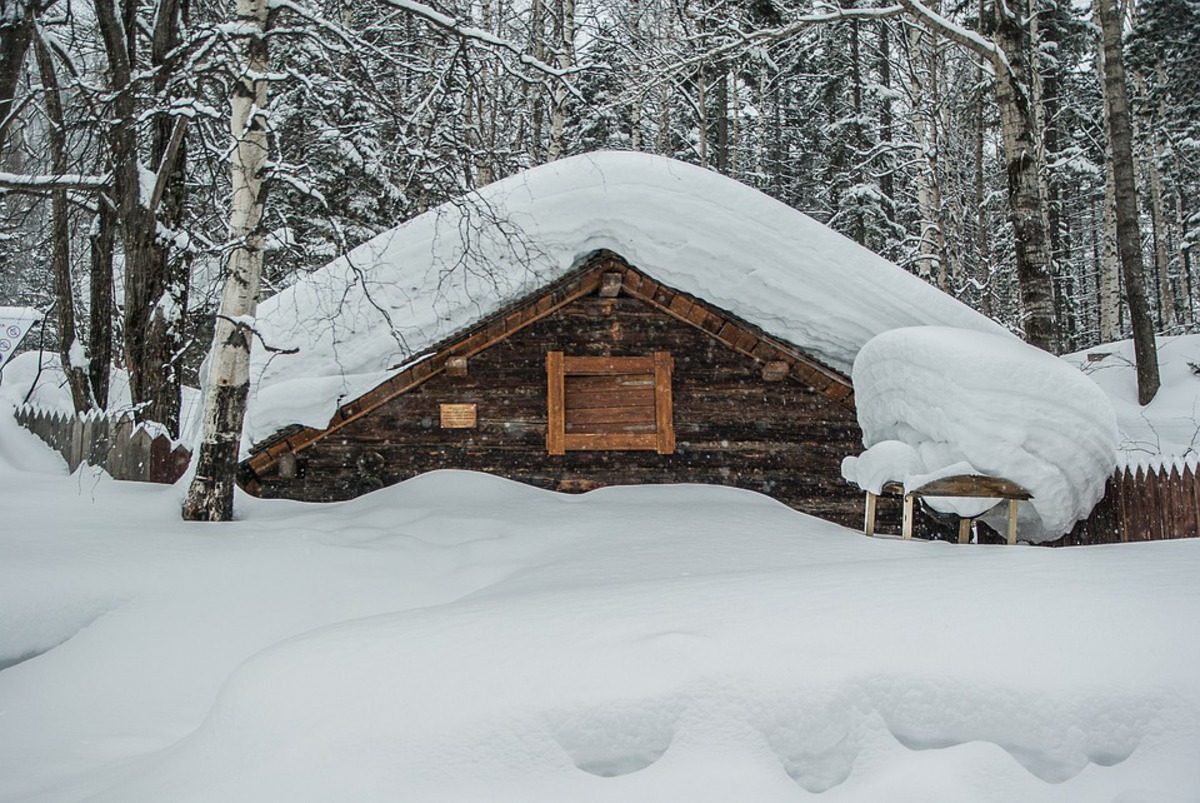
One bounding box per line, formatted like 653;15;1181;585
1;0;1198;434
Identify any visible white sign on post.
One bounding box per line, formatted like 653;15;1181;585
0;307;43;371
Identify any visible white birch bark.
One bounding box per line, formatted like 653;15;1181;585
546;0;574;161
907;21;947;288
183;0;271;521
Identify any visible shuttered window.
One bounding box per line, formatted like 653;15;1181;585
546;352;675;454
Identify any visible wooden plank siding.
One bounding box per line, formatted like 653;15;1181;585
248;292;866;526
1048;461;1200;545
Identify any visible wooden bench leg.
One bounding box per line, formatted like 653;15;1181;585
958;517;971;544
1007;499;1019;545
902;494;914;540
864;492;877;537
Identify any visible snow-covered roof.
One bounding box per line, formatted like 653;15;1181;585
247;151;1009;445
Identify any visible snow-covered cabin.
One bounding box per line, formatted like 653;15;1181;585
240;152;1007;525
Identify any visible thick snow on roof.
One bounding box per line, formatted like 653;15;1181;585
843;327;1118;541
247;151;1008;445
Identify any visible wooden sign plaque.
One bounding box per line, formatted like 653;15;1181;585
440;403;477;429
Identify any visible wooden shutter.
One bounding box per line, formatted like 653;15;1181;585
545;351;674;454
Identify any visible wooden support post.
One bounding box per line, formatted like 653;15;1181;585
1007;499;1019;545
902;494;914;540
864;492;877;536
958;518;971;544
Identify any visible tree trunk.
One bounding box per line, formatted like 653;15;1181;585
878;20;895;228
897;0;1060;351
147;0;190;427
907;19;947;287
1146;130;1175;329
89;196;115;409
990;2;1058;353
546;0;574;161
0;0;37;149
95;0;184;436
183;0;271;521
33;28;91;414
1097;0;1159;404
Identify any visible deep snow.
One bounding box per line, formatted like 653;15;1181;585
1;403;1198;802
843;327;1118;539
1064;333;1200;467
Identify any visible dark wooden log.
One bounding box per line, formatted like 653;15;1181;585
252;294;865;526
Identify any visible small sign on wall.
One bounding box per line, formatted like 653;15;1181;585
440;403;477;429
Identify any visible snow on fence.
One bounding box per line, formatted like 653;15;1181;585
14;405;191;484
1056;456;1200;545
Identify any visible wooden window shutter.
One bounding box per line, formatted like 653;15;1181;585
545;351;674;454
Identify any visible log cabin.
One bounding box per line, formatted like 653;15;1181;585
238;152;1008;528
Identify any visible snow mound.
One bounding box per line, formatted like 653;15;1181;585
842;327;1119;540
3;462;1200;801
246;151;1008;447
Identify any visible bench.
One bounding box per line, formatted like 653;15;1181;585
864;475;1033;545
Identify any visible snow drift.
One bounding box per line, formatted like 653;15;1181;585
1;450;1198;802
843;327;1119;540
1064;333;1200;466
246;151;1008;446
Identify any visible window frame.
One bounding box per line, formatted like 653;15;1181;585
546;351;675;455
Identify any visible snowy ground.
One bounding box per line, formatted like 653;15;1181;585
2;408;1199;801
1065;334;1200;465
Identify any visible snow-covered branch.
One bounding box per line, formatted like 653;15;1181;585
896;0;1008;74
372;0;581;80
0;171;110;191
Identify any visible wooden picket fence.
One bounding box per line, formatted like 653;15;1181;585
1053;457;1200;545
14;405;191;484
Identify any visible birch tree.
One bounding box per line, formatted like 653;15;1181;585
897;0;1059;352
183;0;272;521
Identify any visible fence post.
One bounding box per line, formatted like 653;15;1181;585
129;428;153;482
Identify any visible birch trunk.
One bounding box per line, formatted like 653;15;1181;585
182;0;271;521
1098;139;1121;341
546;0;574;161
991;3;1058;353
1097;0;1159;404
898;0;1059;351
907;22;946;287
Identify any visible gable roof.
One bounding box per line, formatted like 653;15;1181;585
245;151;1009;449
243;252;861;481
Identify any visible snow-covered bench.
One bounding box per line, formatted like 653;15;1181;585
864;475;1033;545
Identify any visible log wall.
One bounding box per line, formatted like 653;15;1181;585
251;293;865;526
